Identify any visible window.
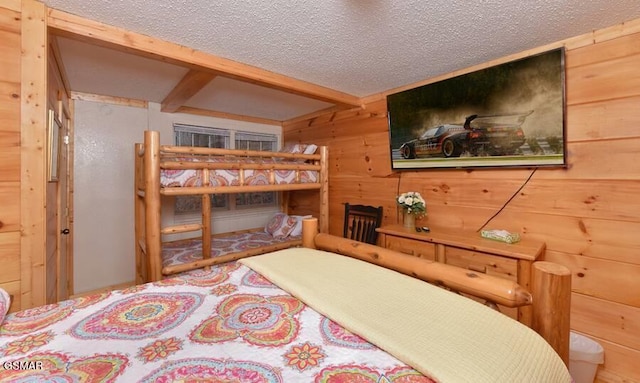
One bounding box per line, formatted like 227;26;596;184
174;125;230;148
173;124;279;215
235;131;277;152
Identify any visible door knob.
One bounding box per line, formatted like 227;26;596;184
61;228;70;235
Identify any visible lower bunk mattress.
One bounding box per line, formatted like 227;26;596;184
162;231;300;268
0;248;571;382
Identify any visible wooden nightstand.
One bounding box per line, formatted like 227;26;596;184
376;224;545;324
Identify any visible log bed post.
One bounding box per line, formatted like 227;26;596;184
144;131;162;282
201;168;211;265
302;217;318;249
532;261;571;366
319;146;329;233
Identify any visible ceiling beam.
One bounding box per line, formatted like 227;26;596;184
283;105;358;126
46;8;363;109
71;91;148;109
176;106;282;126
161;70;216;113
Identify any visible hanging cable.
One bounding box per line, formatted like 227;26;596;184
395;174;402;224
475;167;538;232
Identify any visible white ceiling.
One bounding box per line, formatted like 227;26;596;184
45;0;640;122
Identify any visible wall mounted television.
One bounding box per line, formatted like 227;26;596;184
387;47;566;170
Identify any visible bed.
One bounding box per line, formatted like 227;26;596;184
135;130;329;283
0;219;572;382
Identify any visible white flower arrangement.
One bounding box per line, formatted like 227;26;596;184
396;191;426;217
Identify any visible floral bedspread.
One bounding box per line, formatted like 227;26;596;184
161;158;319;188
0;263;434;382
162;232;300;268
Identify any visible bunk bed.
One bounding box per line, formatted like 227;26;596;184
134;130;329;283
0;220;573;382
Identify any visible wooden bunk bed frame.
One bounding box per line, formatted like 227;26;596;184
134;130;329;283
300;217;572;366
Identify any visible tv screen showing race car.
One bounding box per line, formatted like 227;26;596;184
387;48;566;170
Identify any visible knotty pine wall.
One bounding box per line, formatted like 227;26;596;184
284;30;640;382
0;1;23;312
0;0;51;311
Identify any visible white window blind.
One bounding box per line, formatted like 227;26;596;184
174;124;230;148
235;131;278;152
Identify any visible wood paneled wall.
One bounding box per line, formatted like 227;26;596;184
0;0;49;312
0;1;23;312
284;29;640;383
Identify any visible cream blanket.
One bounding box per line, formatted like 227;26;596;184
240;248;572;383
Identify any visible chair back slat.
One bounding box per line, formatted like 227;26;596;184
343;203;384;245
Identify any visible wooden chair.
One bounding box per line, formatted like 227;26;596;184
343;203;383;245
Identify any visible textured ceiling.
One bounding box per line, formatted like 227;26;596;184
43;0;640;98
56;37;334;121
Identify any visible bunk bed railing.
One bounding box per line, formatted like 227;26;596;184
160;183;323;196
160;145;321;161
160;161;321;171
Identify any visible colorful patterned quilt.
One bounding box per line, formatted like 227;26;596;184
161;158;319;188
162;231;301;268
0;263;434;382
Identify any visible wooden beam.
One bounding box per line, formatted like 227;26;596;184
161;69;216;113
175;106;282;126
71;91;148;109
283;105;359;126
46;8;362;109
48;35;71;99
21;0;48;309
143;131;162;282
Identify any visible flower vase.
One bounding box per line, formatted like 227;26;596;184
403;210;415;228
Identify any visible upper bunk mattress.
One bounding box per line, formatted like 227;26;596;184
160;158;319;187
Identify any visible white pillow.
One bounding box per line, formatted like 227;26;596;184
280;144;307;154
265;212;297;238
302;144;318;155
289;215;313;237
279;143;318;155
0;288;11;324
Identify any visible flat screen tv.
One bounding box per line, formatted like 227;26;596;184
387;48;566;170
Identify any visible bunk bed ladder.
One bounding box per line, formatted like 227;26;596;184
134;143;146;284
